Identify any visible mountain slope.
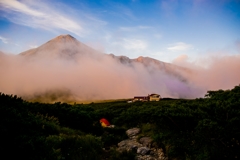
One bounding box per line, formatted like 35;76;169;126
11;34;199;102
20;34;191;77
20;34;188;72
20;34;100;59
109;54;191;82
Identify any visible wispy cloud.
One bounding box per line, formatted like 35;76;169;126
121;7;136;20
121;38;148;50
154;34;162;39
0;36;8;44
108;2;137;21
119;26;152;32
236;40;240;53
105;37;149;58
173;54;189;63
29;45;38;49
167;42;193;51
0;0;44;16
0;0;87;36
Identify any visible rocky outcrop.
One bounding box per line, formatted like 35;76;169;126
117;128;168;160
139;137;153;148
137;147;151;155
126;128;141;139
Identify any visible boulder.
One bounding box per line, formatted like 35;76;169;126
126;128;140;138
139;137;153;147
137;147;151;155
116;127;167;160
117;139;142;152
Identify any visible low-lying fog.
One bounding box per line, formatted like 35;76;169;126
0;46;239;103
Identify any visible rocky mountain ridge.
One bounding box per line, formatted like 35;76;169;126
19;34;191;79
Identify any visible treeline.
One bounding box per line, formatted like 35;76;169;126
0;85;240;159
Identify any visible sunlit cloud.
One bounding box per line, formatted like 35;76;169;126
167;42;193;51
0;0;83;36
173;54;189;63
1;39;240;101
0;0;44;16
0;36;8;44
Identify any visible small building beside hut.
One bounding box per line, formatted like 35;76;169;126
133;96;149;102
131;93;161;102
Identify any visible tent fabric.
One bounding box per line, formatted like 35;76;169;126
100;118;110;127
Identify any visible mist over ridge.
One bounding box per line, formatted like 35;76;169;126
0;34;239;103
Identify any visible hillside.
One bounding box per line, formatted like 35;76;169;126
1;34;196;102
1;85;240;159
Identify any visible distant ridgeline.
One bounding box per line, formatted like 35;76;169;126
0;85;240;159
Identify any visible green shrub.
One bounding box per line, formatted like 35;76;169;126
101;127;128;148
46;134;102;160
108;148;136;160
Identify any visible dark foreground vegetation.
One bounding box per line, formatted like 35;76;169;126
1;85;240;160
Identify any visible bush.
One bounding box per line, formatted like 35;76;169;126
46;134;102;160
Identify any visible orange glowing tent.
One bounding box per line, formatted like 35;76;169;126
100;118;110;127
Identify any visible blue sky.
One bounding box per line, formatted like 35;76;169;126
0;0;239;62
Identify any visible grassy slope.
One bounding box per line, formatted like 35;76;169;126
1;85;240;159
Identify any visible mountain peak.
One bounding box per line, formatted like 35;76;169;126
136;56;144;62
49;34;77;44
19;34;99;58
56;34;75;39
